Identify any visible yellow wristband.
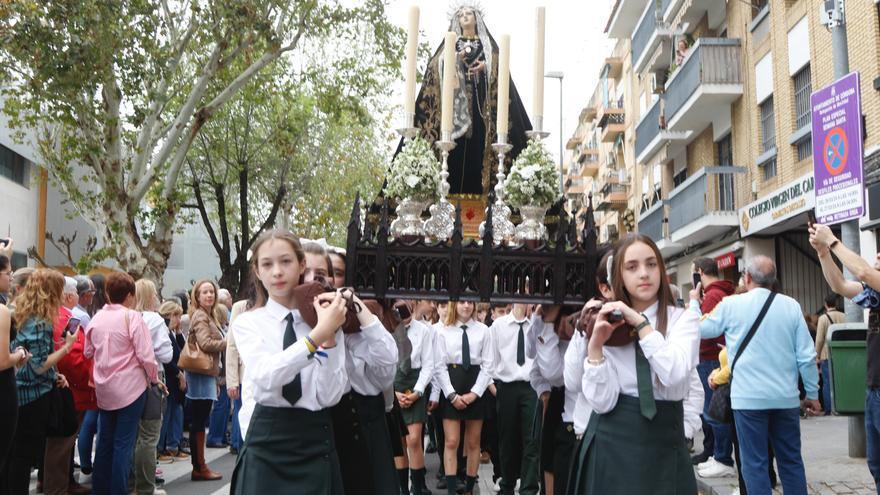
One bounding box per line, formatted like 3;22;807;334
304;339;317;354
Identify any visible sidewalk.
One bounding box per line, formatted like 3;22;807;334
695;415;875;495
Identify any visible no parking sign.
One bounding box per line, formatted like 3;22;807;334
811;72;864;225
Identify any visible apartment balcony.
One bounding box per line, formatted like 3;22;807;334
667;166;746;247
597;181;630;212
637;200;666;244
604;56;623;80
661;0;727;30
635;99;689;163
582;104;597;122
579;153;600;178
565;176;585;196
664;39;743;137
632;1;674;75
598;104;625;144
606;0;650;39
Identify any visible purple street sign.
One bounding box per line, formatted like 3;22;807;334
811;72;864;225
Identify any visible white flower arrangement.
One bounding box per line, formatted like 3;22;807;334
385;136;441;201
504;138;559;208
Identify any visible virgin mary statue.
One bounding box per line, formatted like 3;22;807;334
394;2;532;198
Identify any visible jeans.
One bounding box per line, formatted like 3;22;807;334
78;409;99;472
230;396;243;451
93;391;146;495
821;360;832;414
158;394;183;452
733;408;806;495
206;384;230;446
865;388;880;492
697;359;734;465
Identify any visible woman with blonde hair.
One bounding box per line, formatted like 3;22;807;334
5;269;76;494
184;279;226;481
132;279;172;494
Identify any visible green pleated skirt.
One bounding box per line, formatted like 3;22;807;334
395;366;427;425
567;395;697;495
230;404;343;495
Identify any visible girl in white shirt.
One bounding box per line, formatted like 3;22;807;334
229;230;362;495
435;301;492;495
571;234;700;494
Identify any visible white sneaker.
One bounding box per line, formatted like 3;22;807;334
698;460;736;478
696;457;717;471
492;478;502;493
78;472;92;484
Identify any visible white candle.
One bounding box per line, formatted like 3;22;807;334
403;6;420;118
533;7;546;123
497;34;511;140
441;31;457;137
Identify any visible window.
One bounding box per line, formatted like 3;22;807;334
717;134;733;166
717;134;734;210
762;157;777;180
673;169;687;188
760;97;776;152
793;65;812;129
797;136;812;161
0;144;29;187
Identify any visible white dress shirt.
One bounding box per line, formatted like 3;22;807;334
532;317;579;423
141;311;173;365
581;302;700;414
564;330;592;435
429;322;443;402
232;298;347;439
487;313;534;383
683;369;704;440
435;319;493;397
344;317;398;396
401;319;436;396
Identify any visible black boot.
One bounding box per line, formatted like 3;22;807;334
398;468;410;495
410;468;432;495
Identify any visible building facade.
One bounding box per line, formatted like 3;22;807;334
566;0;880;312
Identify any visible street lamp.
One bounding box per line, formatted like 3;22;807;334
545;71;564;195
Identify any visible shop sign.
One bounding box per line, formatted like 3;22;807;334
739;173;815;236
715;252;736;270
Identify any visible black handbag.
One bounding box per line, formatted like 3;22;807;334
707;292;777;424
46;386;78;437
143;382;165;420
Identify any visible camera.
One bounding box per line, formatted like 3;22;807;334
608;310;624;323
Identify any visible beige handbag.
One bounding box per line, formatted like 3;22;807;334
177;331;216;376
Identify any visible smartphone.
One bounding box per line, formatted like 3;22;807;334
64;317;81;336
394;303;412;322
692;272;702;288
807;210;817;228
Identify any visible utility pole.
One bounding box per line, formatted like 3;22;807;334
822;0;865;458
545;71;565;195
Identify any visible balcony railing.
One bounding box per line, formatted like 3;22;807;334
635;99;662;159
632;2;656;68
638;201;665;243
665;38;742;124
667;166;743;234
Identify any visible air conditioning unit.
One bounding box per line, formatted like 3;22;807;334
604;224;619;241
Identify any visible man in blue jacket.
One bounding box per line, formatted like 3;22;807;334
697;255;820;495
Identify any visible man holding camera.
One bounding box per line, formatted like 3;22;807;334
809;223;880;490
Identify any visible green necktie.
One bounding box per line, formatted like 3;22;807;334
516;321;526;366
398;325;412;375
282;313;302;405
461;324;470;370
635;343;656;420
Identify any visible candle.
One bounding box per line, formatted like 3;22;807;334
496;34;510;140
533;7;546;123
441;31;457;137
403;6;420;118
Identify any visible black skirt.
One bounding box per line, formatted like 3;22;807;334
330;391;399;495
440;364;485;421
230;404;343;495
568;395;697;495
540;387;565;470
553;422;576;495
395;366;427;425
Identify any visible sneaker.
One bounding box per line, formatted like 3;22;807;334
492;478;501;493
698;461;736;478
155;468;163;477
157;452;174;464
171;450;190;460
691;451;711;465
77;472;92;484
436;477;447;490
696;457;717;472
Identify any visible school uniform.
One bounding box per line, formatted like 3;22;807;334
394;319;436;425
487;314;540;495
331;318;399;495
532;315;580;495
230;298;348;495
435;319;493;420
569;303;700;495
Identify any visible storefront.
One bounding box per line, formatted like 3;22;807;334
738;172;832;314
